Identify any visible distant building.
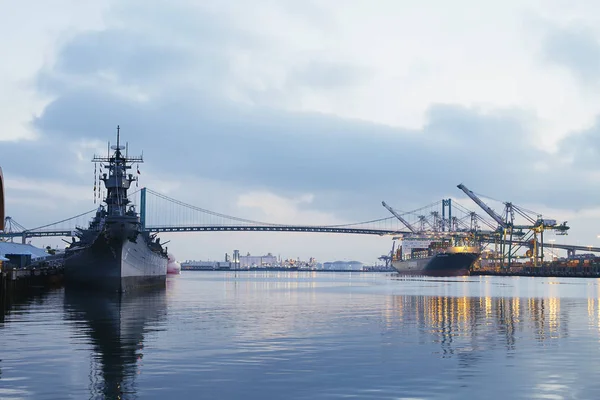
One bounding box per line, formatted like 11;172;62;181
239;252;277;268
232;249;240;269
322;261;364;271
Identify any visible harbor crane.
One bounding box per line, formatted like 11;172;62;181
457;184;506;230
378;240;396;268
381;201;418;234
456;183;569;268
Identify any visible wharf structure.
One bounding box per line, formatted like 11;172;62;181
0;241;63;299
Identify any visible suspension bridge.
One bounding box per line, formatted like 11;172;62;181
0;188;430;243
0;188;499;244
2;186;599;259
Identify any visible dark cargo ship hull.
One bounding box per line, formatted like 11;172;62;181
65;233;167;292
392;252;479;277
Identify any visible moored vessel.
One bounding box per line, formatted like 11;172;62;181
64;126;168;292
391;235;480;276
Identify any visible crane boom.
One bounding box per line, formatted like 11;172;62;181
456;184;507;229
382;201;418;233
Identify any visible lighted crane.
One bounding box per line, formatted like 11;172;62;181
456;183;569;268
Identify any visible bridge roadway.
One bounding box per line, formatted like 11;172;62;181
0;225;408;241
2;227;600;254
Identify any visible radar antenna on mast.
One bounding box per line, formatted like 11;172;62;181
111;125;126;151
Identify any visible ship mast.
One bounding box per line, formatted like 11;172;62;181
92;126;143;217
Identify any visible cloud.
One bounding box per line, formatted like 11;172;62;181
542;25;600;86
236;191;341;225
22;5;600;220
558;114;600;168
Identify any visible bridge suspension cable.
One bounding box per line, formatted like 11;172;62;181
319;216;396;228
145;188;287;226
28;208;98;232
145;188;403;229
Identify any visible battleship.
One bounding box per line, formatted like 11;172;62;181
391;235;480;276
64;127;168;292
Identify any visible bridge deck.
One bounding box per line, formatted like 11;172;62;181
0;225;405;239
3;227;599;254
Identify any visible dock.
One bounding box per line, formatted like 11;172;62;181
472;264;600;278
0;256;64;297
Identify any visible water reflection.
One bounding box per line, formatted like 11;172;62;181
64;289;167;400
0;287;57;323
6;274;600;399
385;294;572;358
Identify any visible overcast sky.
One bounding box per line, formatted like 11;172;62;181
2;0;600;263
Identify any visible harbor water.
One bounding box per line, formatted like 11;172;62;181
2;271;600;399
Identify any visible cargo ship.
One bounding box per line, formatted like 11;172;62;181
391;235;480;276
64;127;168;292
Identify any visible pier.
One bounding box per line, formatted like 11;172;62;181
0;261;63;302
471;259;600;278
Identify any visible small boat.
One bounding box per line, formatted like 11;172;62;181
167;253;181;275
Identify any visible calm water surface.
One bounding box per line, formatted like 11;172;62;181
2;272;600;399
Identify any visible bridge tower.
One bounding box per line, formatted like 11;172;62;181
442;199;451;232
140;187;146;231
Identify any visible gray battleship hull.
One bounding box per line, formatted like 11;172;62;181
65;233;167;292
392;252;479;277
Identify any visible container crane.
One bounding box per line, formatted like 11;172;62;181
378;240;396;268
456;184;507;229
457;183;570;268
381;201;418;234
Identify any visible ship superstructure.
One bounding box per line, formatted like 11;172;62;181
64;126;168;292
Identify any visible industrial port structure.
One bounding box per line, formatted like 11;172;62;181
381;183;600;275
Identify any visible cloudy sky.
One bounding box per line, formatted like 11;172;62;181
2;0;600;263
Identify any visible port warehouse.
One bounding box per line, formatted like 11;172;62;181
0;242;49;269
